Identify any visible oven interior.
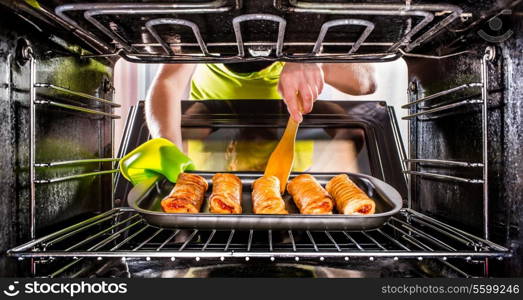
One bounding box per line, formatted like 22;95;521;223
0;0;521;277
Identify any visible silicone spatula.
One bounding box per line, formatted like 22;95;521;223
264;99;302;194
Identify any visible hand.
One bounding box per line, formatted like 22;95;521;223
278;62;324;123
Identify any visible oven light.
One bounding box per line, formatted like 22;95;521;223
248;47;272;57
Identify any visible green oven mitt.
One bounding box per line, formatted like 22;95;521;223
119;138;195;185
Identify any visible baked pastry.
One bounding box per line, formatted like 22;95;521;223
161;173;208;213
251;176;288;214
287;174;333;214
209;173;242;214
325;174;376;215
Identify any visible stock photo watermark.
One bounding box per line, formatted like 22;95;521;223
2;280;127;298
477;9;513;43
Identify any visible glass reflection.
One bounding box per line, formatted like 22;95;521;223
182;126;370;174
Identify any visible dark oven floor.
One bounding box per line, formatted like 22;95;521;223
35;257;467;278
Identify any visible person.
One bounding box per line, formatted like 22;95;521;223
145;62;377;149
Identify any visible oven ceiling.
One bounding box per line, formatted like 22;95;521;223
13;0;496;63
8;0;519;63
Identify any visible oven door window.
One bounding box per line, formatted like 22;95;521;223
181;126;371;174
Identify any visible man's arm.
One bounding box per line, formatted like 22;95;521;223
145;64;195;148
278;63;324;123
322;63;377;95
278;62;376;123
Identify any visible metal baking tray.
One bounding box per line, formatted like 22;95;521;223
127;172;402;231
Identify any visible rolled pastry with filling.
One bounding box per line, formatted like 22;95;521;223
287;174;333;214
161;173;208;213
326;174;376;215
252;176;288;214
209;173;242;214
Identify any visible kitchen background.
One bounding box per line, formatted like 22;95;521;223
112;59;409;150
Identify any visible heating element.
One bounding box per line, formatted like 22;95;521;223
39;0;464;63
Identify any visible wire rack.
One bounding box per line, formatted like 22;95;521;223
402;47;496;244
39;0;464;63
8;208;509;263
23;53;120;241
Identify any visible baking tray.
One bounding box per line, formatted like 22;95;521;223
127;172;403;230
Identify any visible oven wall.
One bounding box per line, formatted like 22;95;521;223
0;5;114;276
498;12;523;277
405;12;522;276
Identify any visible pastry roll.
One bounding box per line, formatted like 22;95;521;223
209;173;242;214
161;173;208;213
252;176;288;214
287;174;333;214
326;174;376;215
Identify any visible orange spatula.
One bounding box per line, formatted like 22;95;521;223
265;97;302;194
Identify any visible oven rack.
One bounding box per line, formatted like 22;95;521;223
36;1;463;63
25;53;120;240
8;208;509;264
402;47;495;241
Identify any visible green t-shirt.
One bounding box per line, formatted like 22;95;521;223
190;62;284;100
